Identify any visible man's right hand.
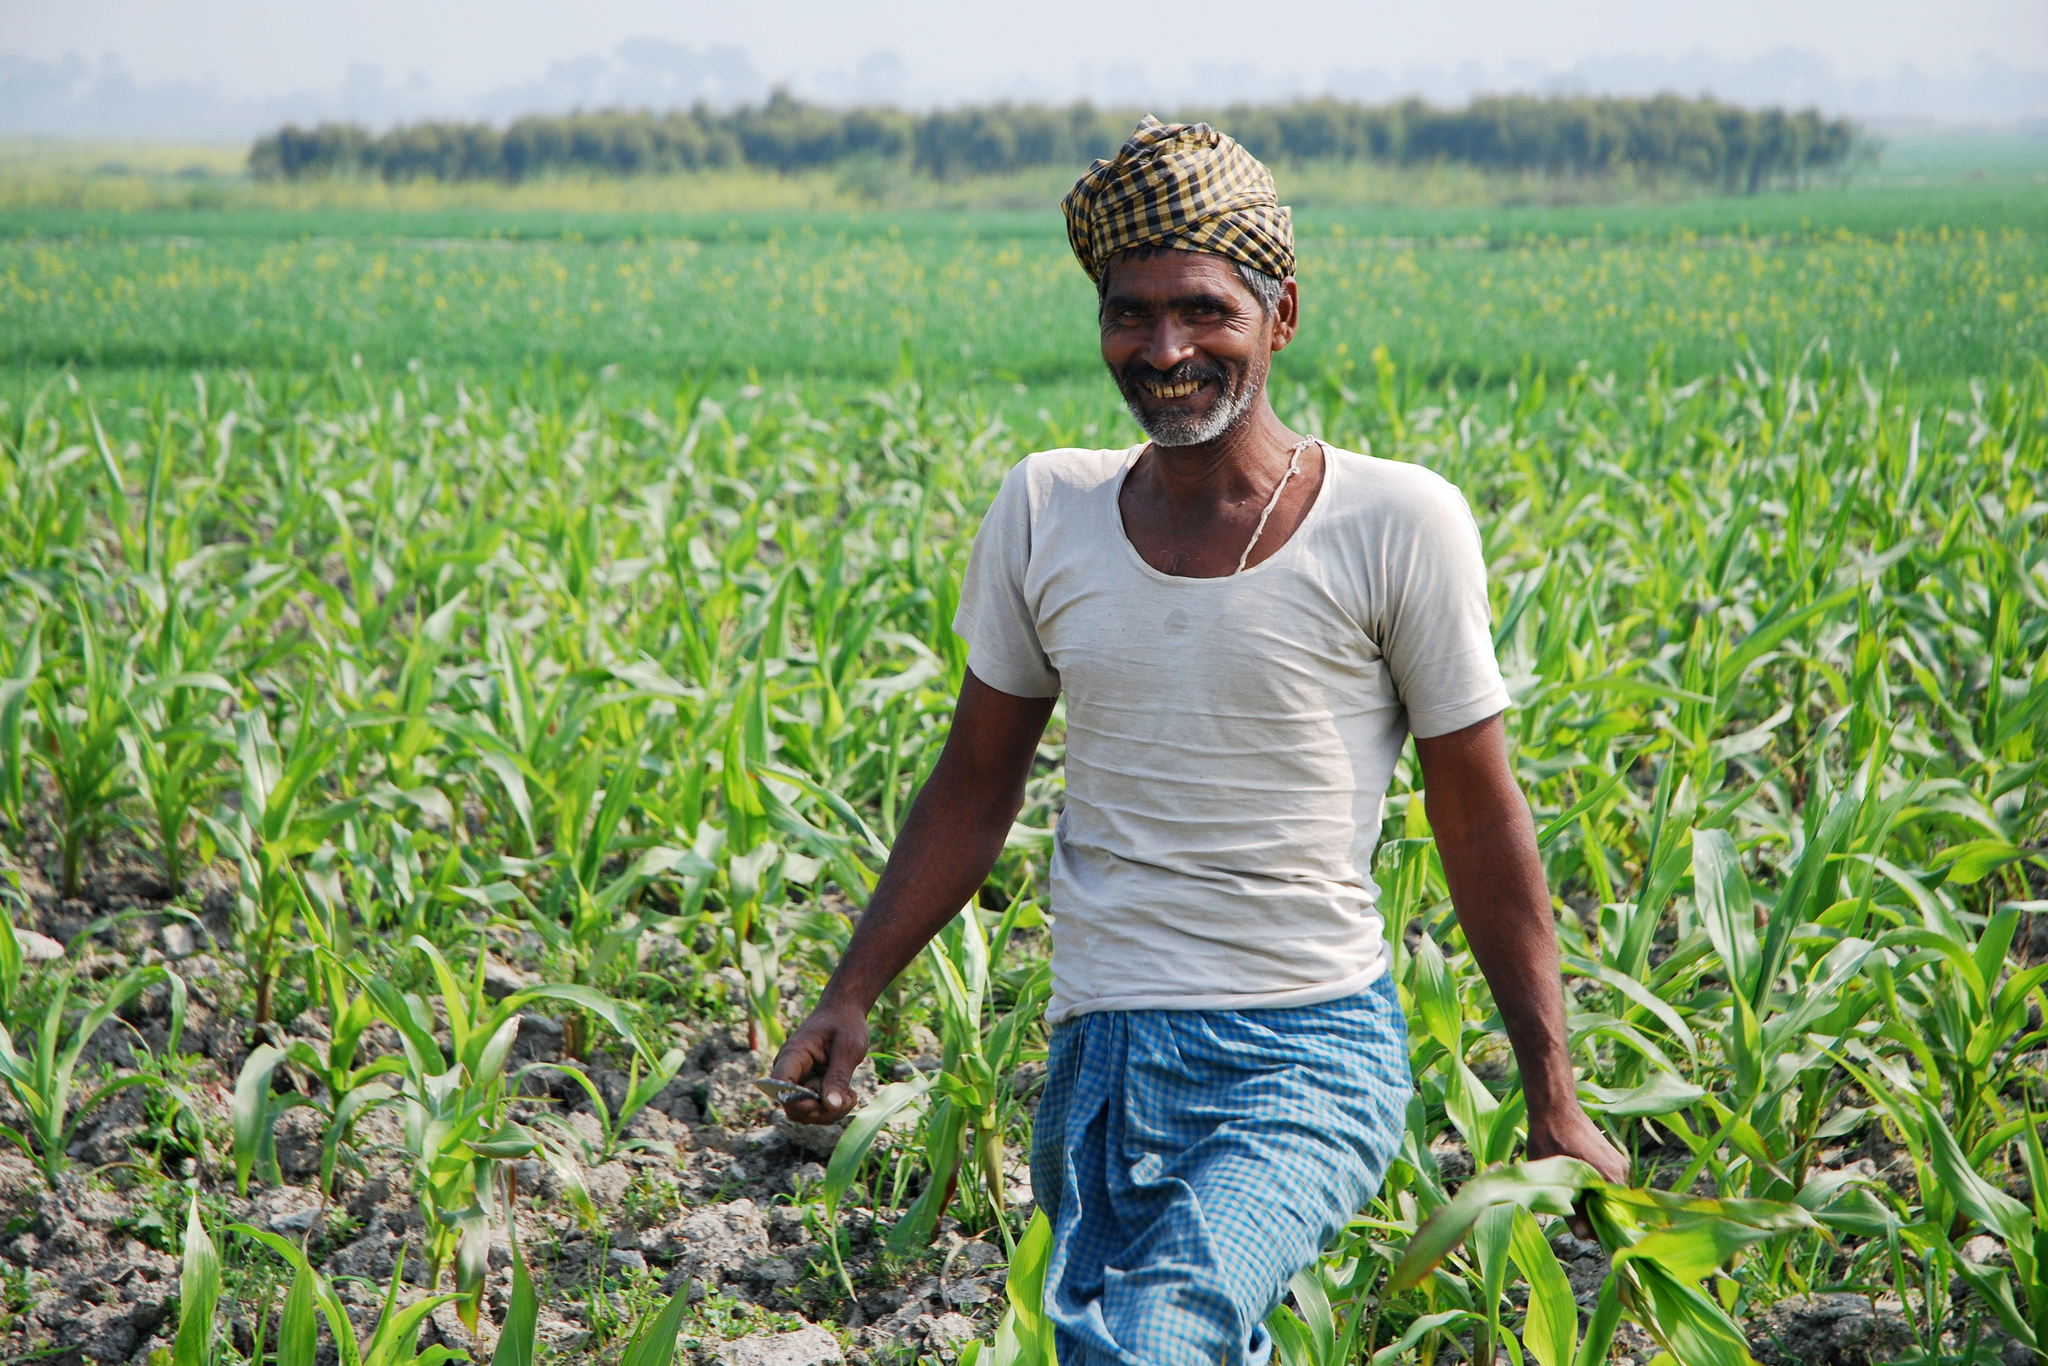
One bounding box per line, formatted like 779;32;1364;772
770;998;869;1125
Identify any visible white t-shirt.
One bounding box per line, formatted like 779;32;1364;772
953;443;1510;1023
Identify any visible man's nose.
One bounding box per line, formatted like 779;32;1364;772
1139;318;1196;374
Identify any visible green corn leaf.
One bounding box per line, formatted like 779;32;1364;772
1917;1095;2034;1250
619;1049;688;1131
1947;1252;2036;1348
278;1256;320;1366
1625;1256;1754;1366
1975;904;2024;987
1725;988;1763;1112
1815;1188;1900;1238
232;1043;291;1194
1264;1303;1314;1366
471;1011;524;1085
1571;1276;1624;1366
1389;1158;1599;1293
1752;783;1858;1008
173;1195;221;1366
1578;1073;1707;1118
825;1074;934;1213
324;1082;396;1195
1932;838;2025;885
1536;745;1649;849
1581;959;1699;1060
0;893;23;1020
618;1287;692;1366
0;628;40;834
364;1294;467;1366
1509;1207;1578;1366
454;1203;491;1333
407;936;475;1062
890;1098;969;1252
486;983;643;1061
491;1229;538;1366
1369;1310;1477;1366
1410;930;1462;1056
476;750;535;847
753;760;891;860
1759;936;1876;1053
1005;1208;1057;1366
1475;1203;1514;1366
1715;585;1857;696
535;1135;601;1229
469;1123;537;1158
348;968;444;1074
1692;828;1758;1000
226;1224;329;1366
1614;1212;1808;1281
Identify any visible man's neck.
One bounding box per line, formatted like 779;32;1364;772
1117;394;1324;578
1135;398;1303;510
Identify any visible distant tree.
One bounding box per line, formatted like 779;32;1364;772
248;93;1863;192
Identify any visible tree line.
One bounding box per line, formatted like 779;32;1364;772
250;91;1861;192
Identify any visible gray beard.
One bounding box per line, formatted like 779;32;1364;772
1122;352;1261;448
1127;372;1262;447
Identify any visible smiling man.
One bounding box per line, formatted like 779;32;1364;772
772;116;1626;1366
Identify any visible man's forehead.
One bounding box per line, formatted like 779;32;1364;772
1101;249;1250;300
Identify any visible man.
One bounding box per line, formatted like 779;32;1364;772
771;115;1627;1366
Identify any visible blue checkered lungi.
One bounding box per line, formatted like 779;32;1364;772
1030;974;1411;1366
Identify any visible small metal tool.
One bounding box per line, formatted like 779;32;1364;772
754;1076;822;1105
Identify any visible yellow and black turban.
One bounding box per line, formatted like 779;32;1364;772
1062;115;1294;285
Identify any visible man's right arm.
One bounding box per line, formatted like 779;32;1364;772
768;667;1056;1124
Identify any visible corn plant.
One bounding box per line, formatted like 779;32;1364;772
0;964;186;1186
890;902;1052;1253
31;600;137;898
1381;1158;1814;1366
204;708;357;1028
959;1210;1057;1366
613;1284;692;1366
813;1074;936;1296
232;942;410;1196
231;1225;473;1366
321;937;657;1329
1842;1064;2048;1359
0;626;38;855
121;575;264;892
532;1042;688;1165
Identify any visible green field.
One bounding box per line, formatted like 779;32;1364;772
5;174;2045;398
1;155;2045;1366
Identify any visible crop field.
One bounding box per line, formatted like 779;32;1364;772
5;176;2047;393
0;160;2044;1366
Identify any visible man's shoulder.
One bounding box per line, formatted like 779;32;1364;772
1012;445;1135;491
1320;445;1475;531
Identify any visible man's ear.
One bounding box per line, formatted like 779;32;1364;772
1269;279;1301;353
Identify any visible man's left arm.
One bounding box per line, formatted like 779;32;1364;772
1412;712;1629;1188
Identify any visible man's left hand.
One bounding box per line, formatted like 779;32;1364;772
1527;1104;1629;1239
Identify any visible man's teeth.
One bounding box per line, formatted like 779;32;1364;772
1147;380;1202;399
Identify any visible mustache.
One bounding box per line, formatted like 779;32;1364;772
1116;358;1233;394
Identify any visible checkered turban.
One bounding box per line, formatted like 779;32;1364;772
1062;115;1294;286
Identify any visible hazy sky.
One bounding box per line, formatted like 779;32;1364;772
8;0;2044;101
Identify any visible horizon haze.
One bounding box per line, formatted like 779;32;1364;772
3;0;2046;140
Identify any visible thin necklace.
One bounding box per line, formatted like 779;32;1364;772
1235;437;1317;574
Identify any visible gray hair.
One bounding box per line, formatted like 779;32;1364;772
1097;245;1288;317
1231;260;1287;315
